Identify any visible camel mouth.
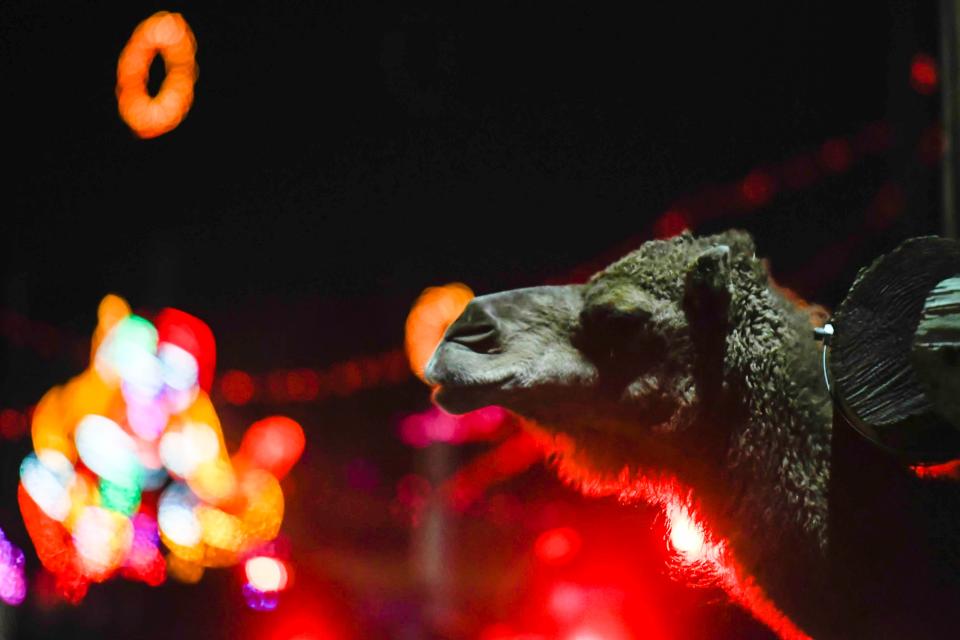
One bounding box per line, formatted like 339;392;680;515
424;342;517;414
430;381;507;415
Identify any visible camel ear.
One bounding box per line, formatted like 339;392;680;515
683;244;731;327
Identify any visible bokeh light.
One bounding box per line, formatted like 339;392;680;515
534;527;582;566
910;52;939;95
818;138;853;173
243;581;281;611
739;170;776;208
116;12;198;139
235;416;306;481
17;294;303;603
398;405;508;447
652;210;690;239
221;370;256;405
404;282;474;382
245;556;289;592
0;528;27;606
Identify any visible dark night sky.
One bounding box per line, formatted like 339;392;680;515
4;2;934;313
0;2;945;638
0;1;937;374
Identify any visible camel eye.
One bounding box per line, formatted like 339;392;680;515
577;304;654;365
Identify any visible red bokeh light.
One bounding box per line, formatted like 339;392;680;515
0;409;26;439
818;138;852;173
398;405;509;448
221;370;256;405
443;432;543;511
563;610;634;640
236;416;306;480
549;582;588;622
910;52;939;95
534;527;583;566
330;362;363;396
254;574;355;640
156;307;217;392
266;614;342;640
652;210;690;239
740;170;776;207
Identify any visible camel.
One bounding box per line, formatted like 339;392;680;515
424;230;960;639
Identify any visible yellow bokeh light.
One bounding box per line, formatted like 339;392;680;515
196;505;245;552
166;553;204;584
90;294;131;361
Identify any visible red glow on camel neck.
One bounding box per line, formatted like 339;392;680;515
553;455;812;640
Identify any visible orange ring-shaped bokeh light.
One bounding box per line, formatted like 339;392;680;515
116;12;198;139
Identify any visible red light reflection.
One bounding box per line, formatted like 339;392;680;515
912;459;960;480
534;527;582;566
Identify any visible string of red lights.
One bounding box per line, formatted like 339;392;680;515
0;53;941;447
216;349;412;406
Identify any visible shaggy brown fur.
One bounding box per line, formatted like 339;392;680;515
425;230;960;638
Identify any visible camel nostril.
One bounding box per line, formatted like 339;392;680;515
444;302;502;354
449;326;499;350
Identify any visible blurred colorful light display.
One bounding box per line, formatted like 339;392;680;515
18;295;304;603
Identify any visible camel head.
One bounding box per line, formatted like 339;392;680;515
424;230;777;476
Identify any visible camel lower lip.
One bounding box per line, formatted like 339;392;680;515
431;379;511;415
431;385;484;415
